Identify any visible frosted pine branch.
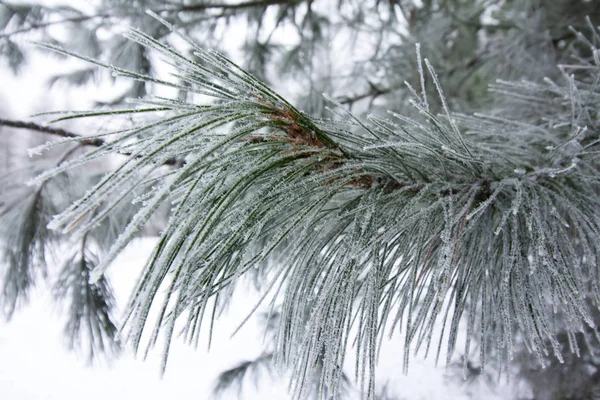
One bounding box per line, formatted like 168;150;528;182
10;15;600;400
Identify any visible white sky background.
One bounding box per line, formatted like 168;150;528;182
0;1;510;399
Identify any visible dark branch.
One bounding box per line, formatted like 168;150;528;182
0;14;110;40
162;0;302;12
0;118;180;166
0;118;105;146
338;82;395;106
0;1;300;40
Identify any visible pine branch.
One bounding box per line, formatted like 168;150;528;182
213;353;275;398
53;235;121;364
0;179;51;317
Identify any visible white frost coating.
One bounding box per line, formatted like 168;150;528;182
89;183;172;284
415;43;428;112
466;181;506;221
27;145;45;157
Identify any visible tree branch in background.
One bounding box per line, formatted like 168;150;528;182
0;14;110;40
0;118;104;146
338;81;395;107
171;0;302;12
0;118;180;166
0;0;298;41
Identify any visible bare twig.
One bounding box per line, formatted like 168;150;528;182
0;14;110;40
338;82;395;107
166;0;302;12
0;118;104;146
0;118;180;166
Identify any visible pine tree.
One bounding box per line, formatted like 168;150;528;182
1;1;600;399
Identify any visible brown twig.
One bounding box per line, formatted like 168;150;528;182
167;0;302;12
0;118;180;166
0;118;104;146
